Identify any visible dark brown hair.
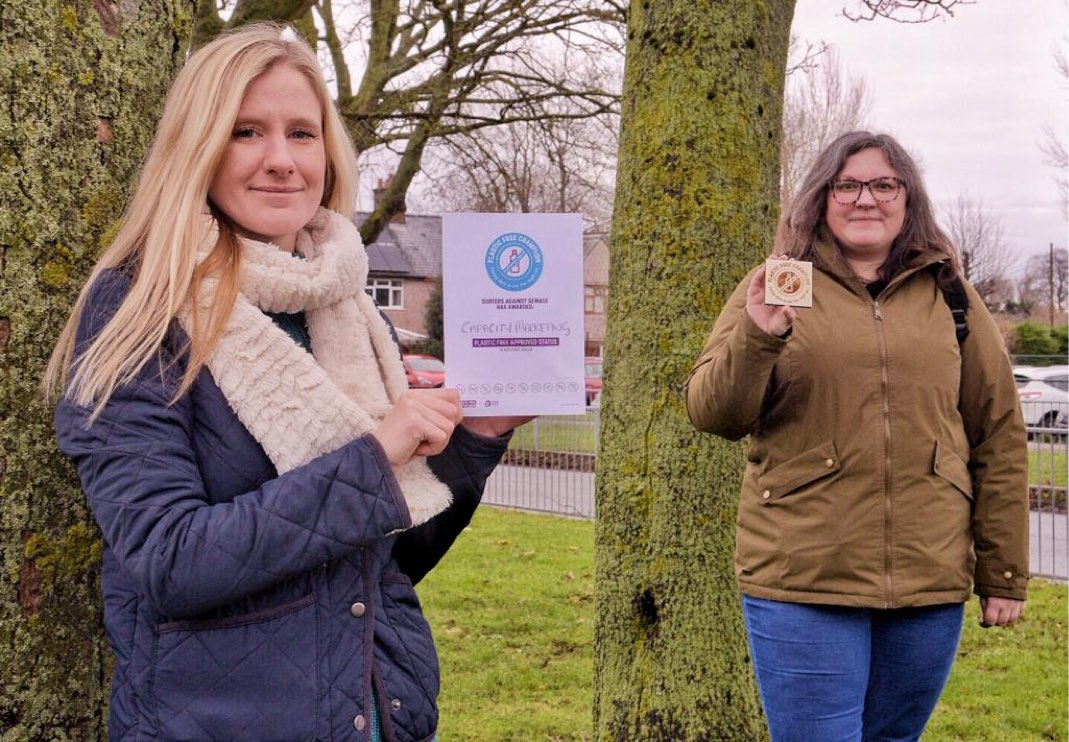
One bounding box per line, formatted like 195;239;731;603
775;131;959;280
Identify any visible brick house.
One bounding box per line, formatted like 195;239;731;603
582;231;609;358
359;209;441;343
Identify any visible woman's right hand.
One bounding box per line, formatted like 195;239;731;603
746;256;797;338
373;388;463;468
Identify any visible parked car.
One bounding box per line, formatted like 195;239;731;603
1013;365;1069;429
403;354;446;389
585;357;603;405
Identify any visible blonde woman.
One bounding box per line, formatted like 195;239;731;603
47;23;523;741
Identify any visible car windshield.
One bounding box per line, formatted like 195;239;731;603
586;361;603;378
408;357;445;373
1044;375;1068;392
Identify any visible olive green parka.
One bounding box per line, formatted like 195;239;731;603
685;239;1029;608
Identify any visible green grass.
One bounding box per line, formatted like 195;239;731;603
419;507;595;741
926;584;1068;741
1030;449;1068;488
420;507;1068;741
508;415;598;454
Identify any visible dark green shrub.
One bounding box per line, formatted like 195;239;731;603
1015;321;1060;357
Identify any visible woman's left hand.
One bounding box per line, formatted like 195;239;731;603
978;596;1025;628
460;415;535;439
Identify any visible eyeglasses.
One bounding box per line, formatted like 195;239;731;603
829;177;905;205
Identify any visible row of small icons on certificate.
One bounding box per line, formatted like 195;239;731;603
456;381;581;395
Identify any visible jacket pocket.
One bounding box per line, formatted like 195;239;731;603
376;572;440;731
153;594;317;741
756;440;841;502
932;440;973;501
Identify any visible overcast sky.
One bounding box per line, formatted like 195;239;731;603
790;0;1068;275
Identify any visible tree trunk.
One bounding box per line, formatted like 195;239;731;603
593;2;794;739
0;4;190;737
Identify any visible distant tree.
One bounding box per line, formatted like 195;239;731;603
418;278;445;361
781;46;871;204
941;193;1016;308
422;112;618;229
1019;248;1069;317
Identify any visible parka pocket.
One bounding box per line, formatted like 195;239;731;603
932;440;973;501
756;440;841;503
153;594;318;741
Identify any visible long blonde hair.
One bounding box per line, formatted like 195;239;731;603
45;23;359;416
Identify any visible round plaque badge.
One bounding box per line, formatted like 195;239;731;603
766;261;812;306
485;232;544;292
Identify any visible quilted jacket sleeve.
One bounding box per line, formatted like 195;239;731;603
55;271;412;618
393;425;511;584
956;280;1030;600
684;267;789;440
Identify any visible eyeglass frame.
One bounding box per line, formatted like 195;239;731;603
828;176;906;205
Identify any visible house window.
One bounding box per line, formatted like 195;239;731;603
585;286;605;314
366;278;403;308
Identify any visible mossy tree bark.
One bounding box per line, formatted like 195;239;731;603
0;4;191;738
593;2;794;738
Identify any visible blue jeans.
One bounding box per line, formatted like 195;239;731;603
741;595;964;742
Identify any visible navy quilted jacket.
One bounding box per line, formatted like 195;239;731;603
55;271;508;741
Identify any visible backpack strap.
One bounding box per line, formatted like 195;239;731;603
933;264;969;344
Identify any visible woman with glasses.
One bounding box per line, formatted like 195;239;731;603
685;131;1027;741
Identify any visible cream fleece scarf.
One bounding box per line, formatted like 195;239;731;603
177;208;451;527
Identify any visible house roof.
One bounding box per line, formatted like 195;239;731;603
357;213;609;284
365;242;412;275
357;213;442;279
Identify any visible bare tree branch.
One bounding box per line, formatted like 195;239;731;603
1040;37;1069;217
192;0;623;234
316;0;352;100
785;34;829;77
942;192;1017;308
421;108;617;226
841;0;976;23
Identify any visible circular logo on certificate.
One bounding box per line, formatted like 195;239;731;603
767;263;811;304
485;232;544;292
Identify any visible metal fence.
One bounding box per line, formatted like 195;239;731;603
482;407;1068;581
1024;401;1068;581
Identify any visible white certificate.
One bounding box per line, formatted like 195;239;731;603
442;213;586;416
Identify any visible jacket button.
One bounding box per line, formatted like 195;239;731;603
761;490;771;500
391;698;402;711
354;715;366;731
1003;571;1013;580
825;458;834;467
350;602;366;617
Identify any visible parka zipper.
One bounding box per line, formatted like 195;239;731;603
873;300;894;608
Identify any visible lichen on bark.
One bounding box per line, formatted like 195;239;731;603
0;2;191;737
593;1;795;739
